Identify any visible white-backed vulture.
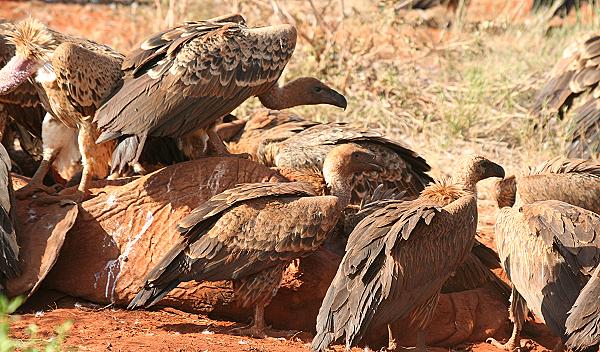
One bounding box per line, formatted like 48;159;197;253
94;14;347;175
0;18;123;202
227;110;433;202
488;158;600;351
531;34;600;158
128;144;382;338
0;143;19;290
311;155;505;352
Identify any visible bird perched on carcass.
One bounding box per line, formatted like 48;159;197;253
128;144;383;338
311;155;505;352
0;18;123;202
488;157;600;351
226;110;432;202
94;14;347;175
531;34;600;158
0;143;19;291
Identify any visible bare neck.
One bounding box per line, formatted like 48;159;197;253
451;173;478;194
258;79;306;110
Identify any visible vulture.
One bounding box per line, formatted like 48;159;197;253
128;144;383;338
488;158;600;351
227;110;433;202
531;34;600;158
311;155;505;352
0;22;46;174
0;143;19;290
0;18;123;202
94;14;348;175
565;264;600;351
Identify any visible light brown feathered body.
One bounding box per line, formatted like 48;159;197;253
531;34;600;157
312;155;505;351
493;157;600;213
490;157;600;351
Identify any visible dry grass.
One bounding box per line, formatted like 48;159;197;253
5;0;599;178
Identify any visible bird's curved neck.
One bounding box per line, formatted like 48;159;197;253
451;173;478;194
258;79;305;110
322;167;352;211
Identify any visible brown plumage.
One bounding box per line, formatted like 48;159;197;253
565;264;600;351
311;155;505;352
492;157;600;213
0;143;19;289
0;18;124;202
128;144;383;337
94;14;347;174
228;110;433;202
488;158;600;351
531;34;600;157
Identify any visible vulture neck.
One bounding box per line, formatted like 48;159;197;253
258;79;310;110
451;172;478;195
322;166;352;211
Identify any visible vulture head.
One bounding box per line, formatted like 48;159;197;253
322;144;383;184
0;18;58;95
283;77;348;109
451;155;505;191
491;175;517;208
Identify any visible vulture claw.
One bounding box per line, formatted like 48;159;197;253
486;337;525;351
16;182;62;200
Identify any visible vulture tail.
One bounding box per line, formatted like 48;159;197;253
108;134;147;175
0;205;19;285
128;279;181;309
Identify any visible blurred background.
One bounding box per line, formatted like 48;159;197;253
1;0;598;177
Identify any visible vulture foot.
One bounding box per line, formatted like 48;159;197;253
16;183;62;200
230;324;296;339
486;337;526;351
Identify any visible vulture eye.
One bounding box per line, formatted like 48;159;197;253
314;86;323;93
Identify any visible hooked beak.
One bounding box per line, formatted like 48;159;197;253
327;88;348;110
484;161;506;179
0;55;38;95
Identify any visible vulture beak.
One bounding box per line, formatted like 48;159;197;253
0;55;38;95
327;88;348;110
484;161;505;179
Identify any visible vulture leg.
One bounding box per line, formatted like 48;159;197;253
386;321;427;352
15;146;61;199
487;287;527;351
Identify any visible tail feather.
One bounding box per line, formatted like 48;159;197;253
109;135;146;174
128;279;181;309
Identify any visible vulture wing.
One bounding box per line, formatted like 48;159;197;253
313;195;476;351
531;35;600;156
95;19;296;142
0;144;18;286
523;200;600;276
566;263;600;350
129;181;329;308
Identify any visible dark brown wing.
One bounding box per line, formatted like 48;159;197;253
95;21;296;142
0;144;19;286
566;264;600;350
313;194;476;351
530;35;600;157
524;200;600;275
129;181;320;308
